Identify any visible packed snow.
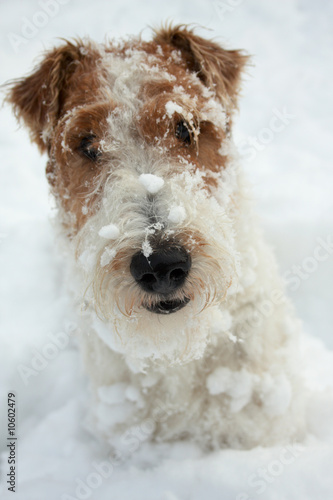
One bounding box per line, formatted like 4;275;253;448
1;1;333;499
139;173;165;193
98;224;120;240
168;205;187;224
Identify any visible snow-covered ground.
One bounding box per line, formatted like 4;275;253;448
1;1;333;499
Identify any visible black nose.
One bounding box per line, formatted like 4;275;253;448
130;246;191;295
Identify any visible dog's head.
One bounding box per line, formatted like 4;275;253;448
7;25;248;363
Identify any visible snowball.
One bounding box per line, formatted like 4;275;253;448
168;206;186;224
98;223;120;239
139;174;165;194
165;101;183;118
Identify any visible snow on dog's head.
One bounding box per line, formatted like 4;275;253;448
6;25;248;365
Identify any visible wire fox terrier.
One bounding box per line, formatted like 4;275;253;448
7;25;305;450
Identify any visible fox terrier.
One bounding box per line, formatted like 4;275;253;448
7;25;305;450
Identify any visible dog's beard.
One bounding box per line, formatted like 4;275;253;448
74;241;235;370
74;233;236;370
90;300;230;371
71;163;239;369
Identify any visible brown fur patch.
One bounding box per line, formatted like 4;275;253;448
138;78;228;189
48;102;115;232
6;26;247;232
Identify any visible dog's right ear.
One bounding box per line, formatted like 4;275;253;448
5;41;87;152
154;25;249;113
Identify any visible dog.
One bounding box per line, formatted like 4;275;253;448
6;24;305;450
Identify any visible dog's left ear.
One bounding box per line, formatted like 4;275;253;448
154;25;249;111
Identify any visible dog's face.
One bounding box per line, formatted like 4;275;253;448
8;26;248;364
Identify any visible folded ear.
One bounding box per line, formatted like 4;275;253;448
154;25;249;112
5;40;85;152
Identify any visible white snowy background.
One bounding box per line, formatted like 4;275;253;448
1;1;333;499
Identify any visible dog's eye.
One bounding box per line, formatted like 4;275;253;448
78;136;101;161
175;121;192;145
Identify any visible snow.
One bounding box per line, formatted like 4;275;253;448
1;1;333;499
142;222;165;257
98;383;128;405
206;367;254;412
98;223;120;240
206;367;293;416
139;173;165;193
168;205;186;224
260;374;293;417
142;239;153;258
165;100;184;117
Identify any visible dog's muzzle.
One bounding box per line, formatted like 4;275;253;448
130;246;191;314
